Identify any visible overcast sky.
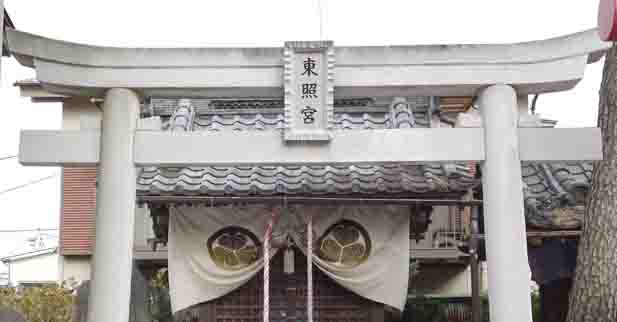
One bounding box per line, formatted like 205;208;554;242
0;0;607;272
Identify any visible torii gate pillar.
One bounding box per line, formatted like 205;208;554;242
87;88;140;322
479;84;533;322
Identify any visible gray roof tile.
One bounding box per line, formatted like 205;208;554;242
137;97;478;196
138;164;477;196
522;162;593;229
138;98;593;230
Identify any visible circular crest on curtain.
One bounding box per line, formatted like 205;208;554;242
207;227;262;270
316;220;371;268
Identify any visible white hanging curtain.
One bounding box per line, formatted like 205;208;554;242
288;206;410;311
168;205;410;313
167;205;283;313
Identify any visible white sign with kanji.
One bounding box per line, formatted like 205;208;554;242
283;41;334;142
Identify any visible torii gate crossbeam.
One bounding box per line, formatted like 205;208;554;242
19;127;601;167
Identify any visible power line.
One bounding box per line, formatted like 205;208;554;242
0;174;59;196
0;155;17;161
0;228;58;233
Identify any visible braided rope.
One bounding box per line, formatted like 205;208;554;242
307;213;314;322
263;208;280;322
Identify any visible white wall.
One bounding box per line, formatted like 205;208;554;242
134;206;155;251
62;98;102;130
411;265;469;298
59;255;91;284
7;252;59;286
410;264;488;298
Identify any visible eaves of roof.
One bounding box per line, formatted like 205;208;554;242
0;247;58;263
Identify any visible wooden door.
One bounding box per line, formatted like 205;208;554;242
175;248;383;322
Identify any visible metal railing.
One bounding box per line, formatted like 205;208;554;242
432;229;466;249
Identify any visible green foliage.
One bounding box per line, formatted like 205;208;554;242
531;288;541;322
147;268;172;322
481;293;490;322
150;268;169;289
0;284;73;322
403;297;449;322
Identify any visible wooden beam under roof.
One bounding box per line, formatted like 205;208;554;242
439;97;473;113
479;231;582;239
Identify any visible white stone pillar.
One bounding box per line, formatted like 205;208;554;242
87;88;140;322
478;84;532;322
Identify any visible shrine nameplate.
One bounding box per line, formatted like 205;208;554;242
283;41;334;142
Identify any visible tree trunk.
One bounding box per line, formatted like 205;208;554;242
566;44;617;322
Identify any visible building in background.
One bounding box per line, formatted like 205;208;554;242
43;90;485;299
0;272;8;286
0;247;59;287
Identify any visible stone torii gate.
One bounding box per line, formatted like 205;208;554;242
3;25;610;322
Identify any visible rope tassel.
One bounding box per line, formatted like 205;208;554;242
284;246;295;275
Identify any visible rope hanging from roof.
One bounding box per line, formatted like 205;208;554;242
263;208;280;322
262;207;314;322
307;212;314;322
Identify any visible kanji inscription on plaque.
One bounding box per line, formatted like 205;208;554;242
284;41;334;142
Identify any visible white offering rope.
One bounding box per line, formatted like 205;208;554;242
307;213;314;322
263;208;280;322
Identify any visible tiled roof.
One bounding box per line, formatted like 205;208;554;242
138;164;477;196
137;98;593;230
137;97;476;196
522;162;592;229
0;247;58;263
151;97;431;131
148;98;378;116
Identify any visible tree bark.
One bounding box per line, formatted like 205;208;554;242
566;44;617;322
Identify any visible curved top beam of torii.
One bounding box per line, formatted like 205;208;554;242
5;28;611;98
